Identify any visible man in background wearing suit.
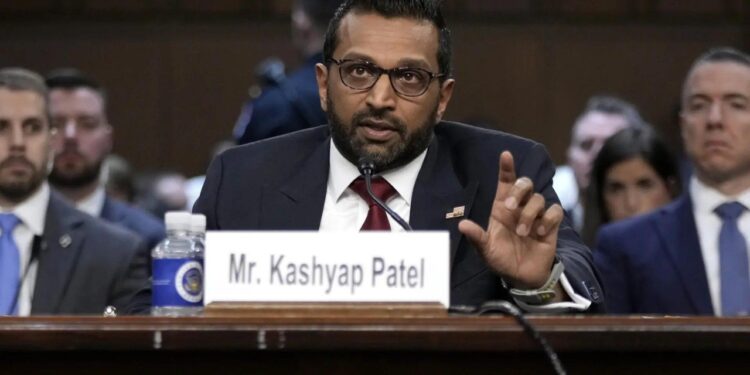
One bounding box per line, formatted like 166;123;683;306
45;69;165;251
233;0;342;144
0;68;149;315
196;0;603;312
595;47;750;315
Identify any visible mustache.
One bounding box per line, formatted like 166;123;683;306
57;145;83;158
0;156;35;170
351;108;406;134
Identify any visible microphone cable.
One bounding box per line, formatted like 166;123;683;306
357;157;412;231
450;301;566;375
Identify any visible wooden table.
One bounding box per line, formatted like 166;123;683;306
1;314;749;374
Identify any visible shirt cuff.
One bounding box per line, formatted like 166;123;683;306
512;272;592;313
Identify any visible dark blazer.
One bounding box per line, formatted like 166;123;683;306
594;194;713;315
234;53;328;145
30;193;150;315
195;122;604;310
100;196;165;251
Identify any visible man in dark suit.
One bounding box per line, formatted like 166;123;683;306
0;68;149;315
196;0;604;312
595;47;750;315
233;0;342;144
45;69;165;250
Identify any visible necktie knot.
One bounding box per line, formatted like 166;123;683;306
349;177;397;207
0;214;20;234
349;177;398;231
715;201;747;221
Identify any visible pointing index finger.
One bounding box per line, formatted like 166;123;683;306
496;151;516;202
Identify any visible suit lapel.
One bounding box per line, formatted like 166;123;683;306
410;136;478;267
31;194;86;314
656;195;713;314
259;137;330;230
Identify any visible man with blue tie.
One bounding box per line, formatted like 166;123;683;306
595;47;750;315
0;68;149;315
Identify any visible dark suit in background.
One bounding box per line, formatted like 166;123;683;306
100;195;165;251
31;194;150;315
195;121;605;310
234;53;327;145
594;195;713;314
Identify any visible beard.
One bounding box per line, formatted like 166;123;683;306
327;93;437;173
0;156;47;203
48;151;102;189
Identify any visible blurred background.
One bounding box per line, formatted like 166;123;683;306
1;0;748;177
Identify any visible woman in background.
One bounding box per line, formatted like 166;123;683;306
582;127;681;246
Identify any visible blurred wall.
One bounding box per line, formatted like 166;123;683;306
0;0;748;176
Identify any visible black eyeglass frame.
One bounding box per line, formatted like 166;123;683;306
327;58;446;97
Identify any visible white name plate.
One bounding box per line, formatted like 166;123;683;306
204;231;449;307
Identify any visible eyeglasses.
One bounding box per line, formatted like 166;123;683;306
328;58;445;97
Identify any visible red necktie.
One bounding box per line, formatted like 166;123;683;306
349;177;397;231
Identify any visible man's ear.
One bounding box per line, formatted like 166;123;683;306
435;78;455;122
315;63;329;112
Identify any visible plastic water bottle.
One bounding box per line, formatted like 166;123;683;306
190;214;206;249
152;212;204;316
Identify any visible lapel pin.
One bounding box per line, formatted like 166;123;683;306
59;234;72;248
445;206;465;219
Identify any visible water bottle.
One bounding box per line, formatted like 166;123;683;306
152;212;204;316
189;214;206;249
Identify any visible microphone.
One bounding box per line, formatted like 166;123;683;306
357;157;412;231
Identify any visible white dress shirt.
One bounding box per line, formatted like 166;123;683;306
691;177;750;316
320;141;590;312
0;182;49;316
75;186;106;217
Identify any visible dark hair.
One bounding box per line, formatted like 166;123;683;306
323;0;452;80
572;95;645;140
45;68;107;109
296;0;343;31
583;127;681;245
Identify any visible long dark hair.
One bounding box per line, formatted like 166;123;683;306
583;127;681;246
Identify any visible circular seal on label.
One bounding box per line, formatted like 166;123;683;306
175;260;204;303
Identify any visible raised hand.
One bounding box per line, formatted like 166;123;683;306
458;151;564;290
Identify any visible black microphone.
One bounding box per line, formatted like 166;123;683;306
357;157;412;231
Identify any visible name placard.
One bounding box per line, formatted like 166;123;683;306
204;231;449;307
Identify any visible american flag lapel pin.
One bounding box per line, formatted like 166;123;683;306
445;206;465;219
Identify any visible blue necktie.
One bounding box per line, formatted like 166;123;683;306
0;213;20;315
715;202;750;316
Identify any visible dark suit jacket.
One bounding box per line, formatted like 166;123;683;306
30;193;151;315
594;194;713;314
100;195;165;251
195;122;604;310
234;53;328;145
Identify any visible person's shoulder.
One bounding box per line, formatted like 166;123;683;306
222;125;329;160
104;197;165;237
50;195;142;253
598;198;683;242
435;121;540;152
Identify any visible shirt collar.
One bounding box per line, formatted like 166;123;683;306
0;182;49;236
75;186;106;217
328;140;428;205
690;176;750;215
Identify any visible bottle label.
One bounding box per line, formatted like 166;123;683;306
152;258;204;307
